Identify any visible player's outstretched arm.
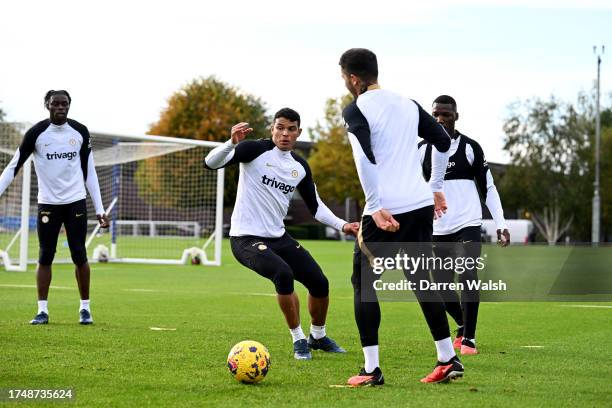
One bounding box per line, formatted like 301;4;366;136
294;156;354;234
471;141;509;246
96;213;110;228
414;102;451;220
342;222;360;237
78;124;108;228
85;154;109;228
0;128;37;197
0;151;20;197
204;122;258;170
230;122;252;145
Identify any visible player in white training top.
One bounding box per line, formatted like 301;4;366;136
205;108;359;360
0;90;109;325
419;95;510;355
339;48;464;386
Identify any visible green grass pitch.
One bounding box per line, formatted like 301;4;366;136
1;240;611;407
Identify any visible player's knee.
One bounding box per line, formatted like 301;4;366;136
308;273;329;298
38;247;56;265
70;245;88;266
273;265;294;295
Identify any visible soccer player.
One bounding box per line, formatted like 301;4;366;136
419;95;510;355
339;48;464;385
0;90;109;325
204;108;360;360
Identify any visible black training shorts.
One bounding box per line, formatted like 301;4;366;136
37;199;88;265
230;232;329;297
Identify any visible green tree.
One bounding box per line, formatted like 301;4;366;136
141;76;269;207
308;94;364;216
501;95;598;243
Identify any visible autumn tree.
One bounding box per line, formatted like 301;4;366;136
308;94;364;216
140;77;269;207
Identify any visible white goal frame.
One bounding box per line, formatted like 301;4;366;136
1;131;224;270
0;158;32;271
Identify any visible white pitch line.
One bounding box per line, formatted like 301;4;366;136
227;292;276;297
521;345;544;348
0;284;72;290
560;305;612;309
122;289;162;293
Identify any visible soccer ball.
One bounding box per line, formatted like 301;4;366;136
227;340;271;384
93;244;109;263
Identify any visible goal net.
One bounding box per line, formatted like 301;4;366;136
1;123;224;271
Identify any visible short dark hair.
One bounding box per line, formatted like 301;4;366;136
339;48;378;82
44;90;71;108
433;95;457;109
273;107;300;127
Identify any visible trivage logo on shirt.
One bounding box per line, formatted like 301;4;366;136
46;151;77;161
261;175;296;194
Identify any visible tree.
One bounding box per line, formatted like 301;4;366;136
141;77;269;207
501;95;596;243
308;94;364;216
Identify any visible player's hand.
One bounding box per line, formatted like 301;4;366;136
372;209;400;232
497;228;510;247
342;222;360;237
231;122;253;145
97;214;110;229
433;191;447;219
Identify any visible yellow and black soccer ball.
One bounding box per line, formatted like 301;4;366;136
227;340;271;384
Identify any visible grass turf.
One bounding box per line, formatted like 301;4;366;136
1;240;611;407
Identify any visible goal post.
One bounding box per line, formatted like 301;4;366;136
1;123;225;270
0;123;33;272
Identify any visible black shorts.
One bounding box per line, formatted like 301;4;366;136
432;225;482;301
37;199;88;266
230;233;329;297
353;205;439;301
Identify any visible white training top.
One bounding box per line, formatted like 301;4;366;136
342;89;451;216
0;119;104;214
419;132;507;235
205;139;347;238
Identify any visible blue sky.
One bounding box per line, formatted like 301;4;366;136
1;1;610;163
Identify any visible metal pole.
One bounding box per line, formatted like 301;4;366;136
592;46;604;243
213;167;225;266
111;138;119;258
